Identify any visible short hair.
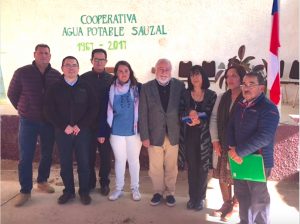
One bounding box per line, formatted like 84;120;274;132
113;60;138;86
187;65;210;90
244;72;266;85
35;44;50;52
91;48;107;60
61;56;79;67
155;58;172;70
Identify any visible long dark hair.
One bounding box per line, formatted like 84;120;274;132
113;60;138;86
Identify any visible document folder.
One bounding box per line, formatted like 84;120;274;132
229;154;266;182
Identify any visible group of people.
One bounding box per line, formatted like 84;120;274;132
8;43;279;224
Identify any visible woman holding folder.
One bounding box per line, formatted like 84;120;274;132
209;65;246;222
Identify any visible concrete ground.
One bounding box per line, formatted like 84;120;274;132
1;97;299;224
1;160;299;224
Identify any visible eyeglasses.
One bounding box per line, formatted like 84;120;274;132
240;84;260;89
63;64;78;68
93;58;107;63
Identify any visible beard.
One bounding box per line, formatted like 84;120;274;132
156;77;171;86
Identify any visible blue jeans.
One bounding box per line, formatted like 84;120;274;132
56;128;91;195
18;117;55;193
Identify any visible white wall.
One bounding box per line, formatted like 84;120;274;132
1;0;299;94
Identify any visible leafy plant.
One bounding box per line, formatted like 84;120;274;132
215;45;265;89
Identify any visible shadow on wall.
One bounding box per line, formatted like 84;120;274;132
275;180;299;211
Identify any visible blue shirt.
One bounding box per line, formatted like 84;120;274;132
111;90;134;136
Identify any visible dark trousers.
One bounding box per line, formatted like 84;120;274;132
89;132;112;189
185;129;208;203
18;117;55;193
234;168;271;224
56;128;91;195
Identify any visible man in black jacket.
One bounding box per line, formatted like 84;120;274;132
8;44;61;207
45;56;97;205
81;49;113;195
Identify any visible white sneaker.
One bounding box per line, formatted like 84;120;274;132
132;188;141;201
108;190;123;201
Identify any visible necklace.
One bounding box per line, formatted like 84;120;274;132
191;90;204;102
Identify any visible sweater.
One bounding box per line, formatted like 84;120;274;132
44;75;97;130
80;69;113;130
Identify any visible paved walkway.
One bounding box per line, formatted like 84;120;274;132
1;160;299;224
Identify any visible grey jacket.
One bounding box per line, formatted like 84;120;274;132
139;78;185;146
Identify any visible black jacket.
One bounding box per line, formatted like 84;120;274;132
44;75;97;130
80;69;113;130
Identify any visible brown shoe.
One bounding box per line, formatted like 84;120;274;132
14;193;31;207
211;201;232;217
221;200;239;222
37;182;55;193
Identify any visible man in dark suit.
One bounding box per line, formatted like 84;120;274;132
139;58;185;207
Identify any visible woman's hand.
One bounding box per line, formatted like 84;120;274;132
187;110;200;126
212;141;222;157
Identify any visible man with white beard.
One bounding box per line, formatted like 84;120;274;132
139;58;185;207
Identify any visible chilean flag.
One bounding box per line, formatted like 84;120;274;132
267;0;281;105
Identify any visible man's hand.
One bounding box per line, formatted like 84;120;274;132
97;137;105;144
212;141;222;157
64;125;74;135
73;125;80;136
142;139;150;148
228;147;243;164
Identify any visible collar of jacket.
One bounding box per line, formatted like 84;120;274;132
240;93;264;108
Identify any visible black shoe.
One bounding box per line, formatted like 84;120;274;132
186;200;195;210
100;185;110;196
80;194;91;205
57;193;75;204
166;195;176;207
150;193;162;206
194;200;204;211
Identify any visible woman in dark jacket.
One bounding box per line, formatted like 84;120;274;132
181;65;217;211
209;65;246;222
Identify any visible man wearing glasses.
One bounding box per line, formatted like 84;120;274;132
44;56;97;205
81;49;113;196
8;44;61;206
227;72;279;224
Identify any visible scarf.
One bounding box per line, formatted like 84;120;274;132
107;79;139;134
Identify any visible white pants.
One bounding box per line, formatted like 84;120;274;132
110;134;141;190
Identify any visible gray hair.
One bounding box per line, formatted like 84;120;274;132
155;58;172;70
